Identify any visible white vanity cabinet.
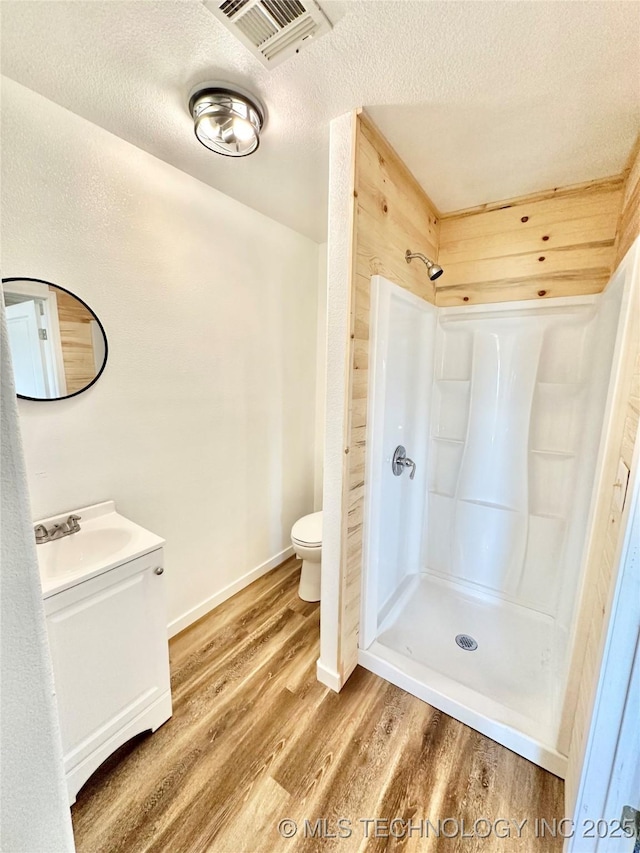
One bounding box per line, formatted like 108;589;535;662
37;502;172;805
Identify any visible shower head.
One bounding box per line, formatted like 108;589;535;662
428;263;444;281
405;249;444;281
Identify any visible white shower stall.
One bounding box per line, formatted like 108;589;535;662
359;264;633;777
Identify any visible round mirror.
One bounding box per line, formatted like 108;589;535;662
2;277;108;401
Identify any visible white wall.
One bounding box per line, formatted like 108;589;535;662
1;77;320;633
0;300;75;852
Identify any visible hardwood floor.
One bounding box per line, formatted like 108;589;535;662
71;557;564;852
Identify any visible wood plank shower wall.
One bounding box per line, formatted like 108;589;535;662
564;136;640;809
336;110;635;692
338;113;439;679
437;178;623;306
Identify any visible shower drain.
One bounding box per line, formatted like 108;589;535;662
455;634;478;651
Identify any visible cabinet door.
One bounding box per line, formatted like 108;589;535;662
44;550;170;773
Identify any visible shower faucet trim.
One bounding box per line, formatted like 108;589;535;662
392;445;416;480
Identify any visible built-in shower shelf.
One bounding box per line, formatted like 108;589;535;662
431;436;464;444
530;449;576;458
425;498;566;523
465;498;523;512
435;378;471;384
429;490;456;500
531;511;566;521
536;381;582;389
429;489;520;513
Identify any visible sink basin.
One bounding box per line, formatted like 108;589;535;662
35;501;165;598
42;528;133;570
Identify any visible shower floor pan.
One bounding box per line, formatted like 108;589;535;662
358;573;566;777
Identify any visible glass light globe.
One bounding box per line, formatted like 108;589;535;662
189;86;264;157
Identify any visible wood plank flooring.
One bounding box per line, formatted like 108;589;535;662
71;558;564;852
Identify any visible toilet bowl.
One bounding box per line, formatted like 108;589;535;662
291;511;322;602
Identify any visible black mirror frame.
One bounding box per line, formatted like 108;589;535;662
2;276;109;402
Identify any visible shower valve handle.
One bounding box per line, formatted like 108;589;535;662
392;446;416;480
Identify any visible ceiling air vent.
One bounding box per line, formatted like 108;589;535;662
204;0;332;68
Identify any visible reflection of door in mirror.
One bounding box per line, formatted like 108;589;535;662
3;280;67;398
5;299;50;398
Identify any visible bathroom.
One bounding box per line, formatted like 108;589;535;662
1;2;639;852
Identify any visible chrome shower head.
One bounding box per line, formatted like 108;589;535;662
405;249;444;281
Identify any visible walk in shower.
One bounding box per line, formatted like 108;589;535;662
359;267;631;776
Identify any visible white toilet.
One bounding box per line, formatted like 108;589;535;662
291;511;322;602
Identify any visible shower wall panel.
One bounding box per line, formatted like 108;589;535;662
424;300;606;619
361;277;436;647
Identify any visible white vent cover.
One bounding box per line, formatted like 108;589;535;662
204;0;331;68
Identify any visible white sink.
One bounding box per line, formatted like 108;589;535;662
35;501;165;598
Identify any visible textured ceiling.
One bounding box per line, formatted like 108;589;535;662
2;1;639;241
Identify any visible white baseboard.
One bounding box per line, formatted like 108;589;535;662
316;658;342;692
167;546;295;638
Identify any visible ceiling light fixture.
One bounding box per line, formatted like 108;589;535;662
188;83;265;157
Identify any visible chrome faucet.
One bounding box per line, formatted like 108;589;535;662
49;523;68;541
34;524;50;544
67;514;82;532
34;514;81;544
